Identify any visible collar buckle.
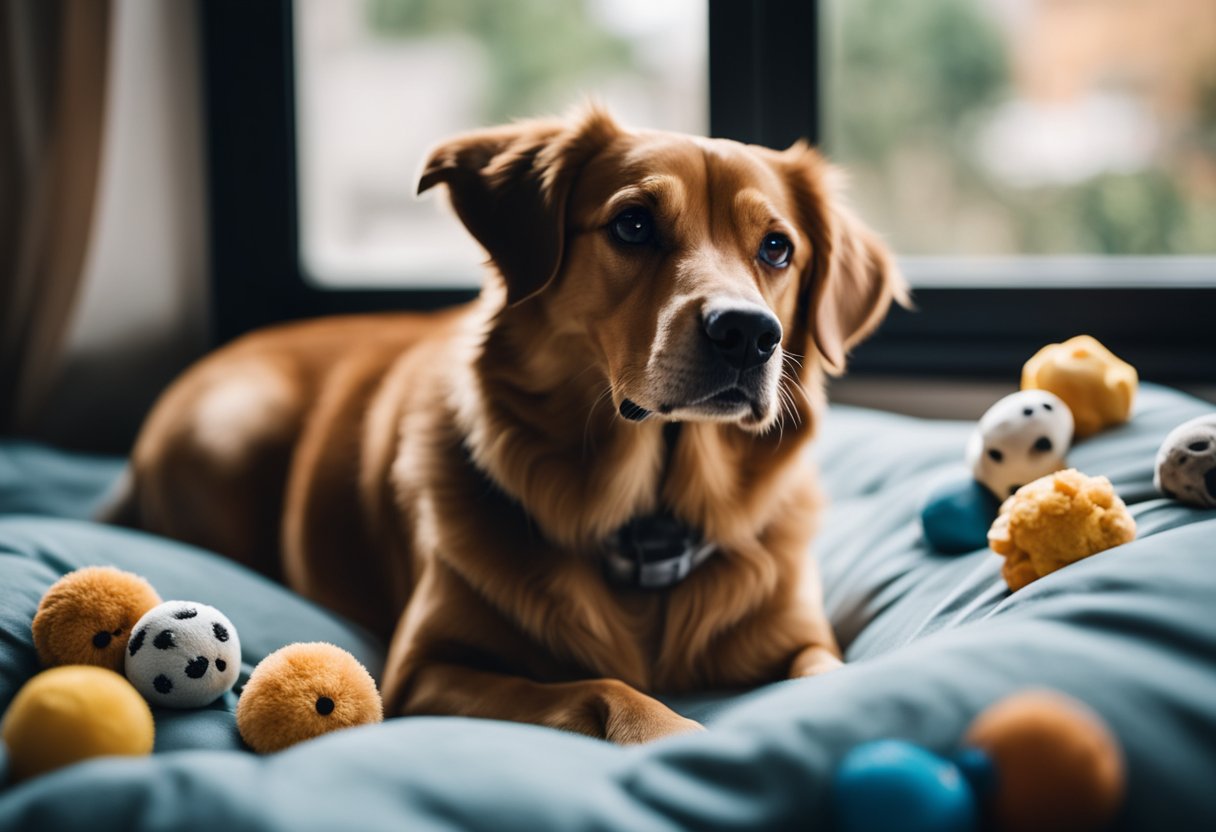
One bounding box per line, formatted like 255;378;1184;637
603;510;716;589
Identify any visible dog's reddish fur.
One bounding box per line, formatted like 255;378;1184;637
121;109;904;743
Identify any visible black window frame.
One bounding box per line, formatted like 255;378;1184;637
200;0;1216;382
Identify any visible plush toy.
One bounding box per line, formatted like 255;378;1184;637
1154;414;1216;508
236;642;382;753
987;469;1135;592
1021;335;1137;439
966;390;1074;500
922;390;1072;555
832;690;1124;832
125;600;241;709
1;666;154;782
32;566;162;673
965;690;1124;832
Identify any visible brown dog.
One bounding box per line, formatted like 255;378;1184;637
119;108;904;743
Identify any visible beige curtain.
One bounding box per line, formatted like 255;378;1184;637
0;0;112;433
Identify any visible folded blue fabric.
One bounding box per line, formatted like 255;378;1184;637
0;441;125;520
1;384;1213;831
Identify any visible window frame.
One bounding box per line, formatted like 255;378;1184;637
200;0;1216;381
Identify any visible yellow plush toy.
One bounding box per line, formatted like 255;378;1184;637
1;666;154;782
1021;335;1137;439
988;469;1136;591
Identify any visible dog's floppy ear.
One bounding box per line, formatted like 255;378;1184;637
418;108;621;306
783;143;909;375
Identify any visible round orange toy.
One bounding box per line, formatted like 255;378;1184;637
1021;335;1137;439
32;566;162;673
987;469;1136;591
966;690;1124;832
236;642;382;753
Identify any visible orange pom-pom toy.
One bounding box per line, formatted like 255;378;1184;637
237;642;382;753
32;566;162;673
966;690;1124;832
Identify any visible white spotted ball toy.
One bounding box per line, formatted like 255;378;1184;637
967;390;1074;500
124;600;240;708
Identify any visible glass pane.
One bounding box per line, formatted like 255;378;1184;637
294;0;708;287
823;0;1216;259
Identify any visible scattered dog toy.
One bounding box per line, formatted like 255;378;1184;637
924;389;1070;555
236;642;382;753
1;666;154;782
966;390;1073;501
987;469;1136;592
1021;335;1137;439
965;689;1124;832
1154;414;1216;508
920;474;1001;554
833;739;981;832
125;601;241;709
832;690;1124;832
32;566;162;673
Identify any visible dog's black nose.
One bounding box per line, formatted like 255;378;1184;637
703;308;782;370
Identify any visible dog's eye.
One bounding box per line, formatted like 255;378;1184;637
609;208;654;246
758;233;793;268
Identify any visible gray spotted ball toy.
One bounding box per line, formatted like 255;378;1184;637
125;600;241;708
966;389;1074;500
1155;414;1216;508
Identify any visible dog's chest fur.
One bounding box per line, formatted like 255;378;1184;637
376;330;822;694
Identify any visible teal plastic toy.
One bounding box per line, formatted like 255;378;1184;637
920;474;1001;554
833;740;990;832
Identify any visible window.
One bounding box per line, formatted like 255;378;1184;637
823;0;1216;286
201;0;1214;380
293;0;706;287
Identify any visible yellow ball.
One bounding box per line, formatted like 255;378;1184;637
1;666;155;782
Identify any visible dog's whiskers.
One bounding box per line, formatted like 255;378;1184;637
583;383;616;456
776;368;807;439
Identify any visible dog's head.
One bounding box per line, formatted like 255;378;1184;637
419;108;906;434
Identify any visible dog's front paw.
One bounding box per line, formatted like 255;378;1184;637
603;688;705;745
788;645;843;679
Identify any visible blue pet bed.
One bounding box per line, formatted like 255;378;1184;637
1;384;1214;831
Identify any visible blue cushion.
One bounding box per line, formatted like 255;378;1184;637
0;441;125;520
1;383;1214;831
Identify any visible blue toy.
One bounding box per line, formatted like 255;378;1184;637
833;740;990;832
831;691;1124;832
919;473;1001;554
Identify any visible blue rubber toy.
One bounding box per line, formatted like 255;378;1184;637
920;473;1001;554
833;740;982;832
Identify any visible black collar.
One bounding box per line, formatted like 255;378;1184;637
601;507;716;589
600;422;717;590
462;421;716;591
